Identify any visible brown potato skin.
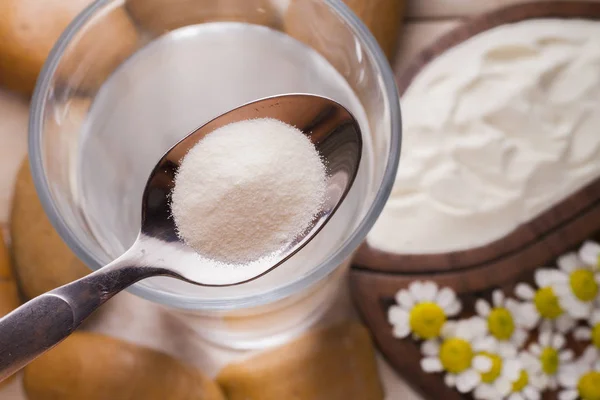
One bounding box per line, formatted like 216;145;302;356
10;160;89;299
0;0;138;95
24;332;226;400
284;0;403;63
125;0;279;35
217;321;384;400
0;231;21;388
0;231;12;281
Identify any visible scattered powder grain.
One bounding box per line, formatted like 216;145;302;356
171;118;327;264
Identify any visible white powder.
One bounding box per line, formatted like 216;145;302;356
171;118;327;264
368;19;600;254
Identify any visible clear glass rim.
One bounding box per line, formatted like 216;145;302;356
29;0;402;311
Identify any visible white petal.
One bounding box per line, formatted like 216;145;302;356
579;241;600;267
558;364;580;387
498;342;518;358
421;281;438;302
539;330;551;347
492;290;505;307
552;334;565;350
559;349;574;362
395;289;415;309
421;340;440;357
548;376;557;390
573;327;592;340
512;328;528;348
503;359;522;381
436;287;456;309
520;352;541;370
529;343;542;355
508;393;524;400
457;317;485;341
561;296;592;319
421;357;444;372
506;298;521;314
591;309;600;325
441;321;458;338
473;336;497;353
581;345;598;364
558;389;579;400
473;355;493;372
468;317;488;338
540;319;552;332
445;299;462;316
523;386;540;400
555;314;576;334
393;322;411;338
515;283;535;300
456;369;480;393
553;282;572;296
517;303;540;329
557;253;581;273
476;299;491;317
495;377;512;396
474;384;496;400
409;281;424;301
445;373;456;387
530;373;547;390
536;268;568;287
388;306;409;325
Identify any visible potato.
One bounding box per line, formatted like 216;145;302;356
0;231;21;388
10;159;89;299
217;321;384;400
24;332;225;400
0;0;138;95
125;0;279;35
0;231;12;281
284;0;403;63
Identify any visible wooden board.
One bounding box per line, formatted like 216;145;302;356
351;2;600;399
406;0;600;19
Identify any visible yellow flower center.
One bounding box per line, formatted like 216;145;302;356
534;287;563;319
570;269;599;302
478;352;503;383
592;323;600;349
409;302;446;339
540;347;559;375
439;338;473;374
511;370;529;392
487;307;515;340
578;371;600;400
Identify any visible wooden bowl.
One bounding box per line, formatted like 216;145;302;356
349;2;600;399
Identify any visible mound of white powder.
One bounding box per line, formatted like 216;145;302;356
171;118;327;264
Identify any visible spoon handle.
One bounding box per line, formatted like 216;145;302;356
0;260;165;381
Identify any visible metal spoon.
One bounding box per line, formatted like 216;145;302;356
0;94;362;380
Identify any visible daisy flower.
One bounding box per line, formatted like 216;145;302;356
472;347;522;400
548;252;600;319
573;309;600;357
522;328;574;390
388;281;461;340
558;347;600;400
579;241;600;269
514;269;577;333
506;352;546;400
420;317;500;394
474;289;531;352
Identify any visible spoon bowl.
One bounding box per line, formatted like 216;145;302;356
0;94;362;379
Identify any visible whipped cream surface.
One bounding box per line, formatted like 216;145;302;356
368;19;600;254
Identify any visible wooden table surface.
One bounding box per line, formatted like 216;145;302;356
1;1;599;398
